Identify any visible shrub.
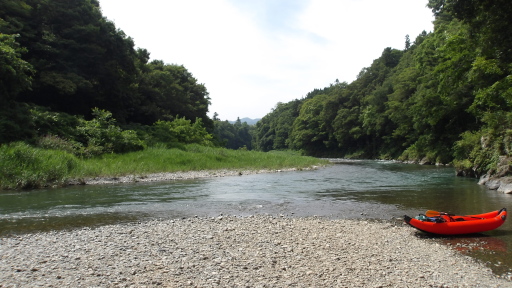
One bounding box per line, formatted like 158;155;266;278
29;106;79;140
36;135;81;155
75;108;145;156
151;117;213;147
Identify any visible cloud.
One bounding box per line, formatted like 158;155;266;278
100;0;433;120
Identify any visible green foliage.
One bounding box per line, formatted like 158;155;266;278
290;94;337;155
0;142;78;189
36;135;80;155
74;108;145;156
29;106;80;139
150;117;213;147
212;117;254;150
251;2;512;175
253;100;302;152
28;107;145;157
0;142;327;190
133;60;212;129
73;145;327;178
0;33;33;102
0;0;211;128
0;102;35;144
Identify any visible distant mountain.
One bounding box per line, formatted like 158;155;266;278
228;117;261;125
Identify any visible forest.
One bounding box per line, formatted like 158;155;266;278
252;0;512;179
1;0;511;181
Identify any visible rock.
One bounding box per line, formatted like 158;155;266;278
478;174;490;185
498;183;512;194
497;177;512;194
486;179;502;190
496;156;512;178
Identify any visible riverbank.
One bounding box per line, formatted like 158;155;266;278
0;143;329;190
67;167;319;186
0;216;510;287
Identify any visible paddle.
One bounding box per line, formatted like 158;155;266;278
425;210;448;217
425;210;483;219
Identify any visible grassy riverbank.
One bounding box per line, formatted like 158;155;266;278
0;142;328;190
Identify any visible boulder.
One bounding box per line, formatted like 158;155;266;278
478;174;489;185
498;183;512;194
486;179;502;190
497;177;512;194
477;157;512;192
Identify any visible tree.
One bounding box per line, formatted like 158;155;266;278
1;0;213;128
290;94;337;155
212;117;255;150
135;60;212;128
0;33;33;103
405;34;411;50
253;100;302;151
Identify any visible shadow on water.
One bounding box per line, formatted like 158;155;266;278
0;213;142;236
1;160;512;277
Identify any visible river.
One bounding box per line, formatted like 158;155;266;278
1;160;511;276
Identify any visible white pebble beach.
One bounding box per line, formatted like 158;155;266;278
1;216;510;287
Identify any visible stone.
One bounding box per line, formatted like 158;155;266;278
498;182;512;194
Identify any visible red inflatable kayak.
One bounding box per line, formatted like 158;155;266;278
404;208;507;235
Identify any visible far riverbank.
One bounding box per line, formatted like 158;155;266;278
67;167;321;186
0;144;328;190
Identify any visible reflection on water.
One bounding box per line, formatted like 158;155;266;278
1;160;512;276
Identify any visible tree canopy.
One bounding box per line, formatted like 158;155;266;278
0;0;212;133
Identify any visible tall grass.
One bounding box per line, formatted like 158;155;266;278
72;144;328;178
0;143;328;189
0;142;78;189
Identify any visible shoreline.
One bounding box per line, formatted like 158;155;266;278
67;166;321;186
0;216;509;287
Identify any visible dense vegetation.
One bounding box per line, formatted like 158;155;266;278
2;0;511;189
0;0;211;128
0;0;252;150
212;114;255;150
0;0;269;189
253;0;512;179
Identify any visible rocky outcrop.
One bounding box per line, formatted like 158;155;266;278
478;156;512;193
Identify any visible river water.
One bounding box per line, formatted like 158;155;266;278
1;160;512;276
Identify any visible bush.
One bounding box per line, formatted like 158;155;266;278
0;142;78;189
29;106;79;140
36;135;81;155
75;108;145;156
150;117;213;147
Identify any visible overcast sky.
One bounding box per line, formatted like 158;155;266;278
100;0;434;121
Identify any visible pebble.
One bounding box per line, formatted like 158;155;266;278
0;216;510;287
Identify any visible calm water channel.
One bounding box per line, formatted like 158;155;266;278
1;160;512;276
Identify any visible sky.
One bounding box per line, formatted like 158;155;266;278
99;0;434;121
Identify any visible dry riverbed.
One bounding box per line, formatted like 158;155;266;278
1;216;510;287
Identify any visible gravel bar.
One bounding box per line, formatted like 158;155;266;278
74;168;318;186
1;216;510;287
